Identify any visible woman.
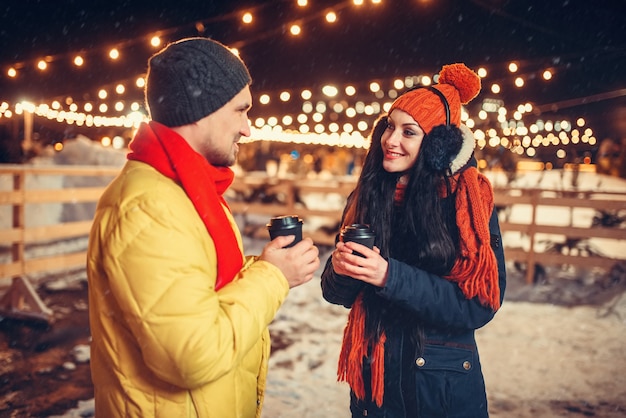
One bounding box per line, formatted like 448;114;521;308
321;63;506;417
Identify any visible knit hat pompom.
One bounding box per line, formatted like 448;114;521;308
437;63;481;105
422;125;464;172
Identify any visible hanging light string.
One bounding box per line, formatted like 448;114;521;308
0;0;607;158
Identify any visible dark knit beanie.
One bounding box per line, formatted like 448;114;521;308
145;37;252;127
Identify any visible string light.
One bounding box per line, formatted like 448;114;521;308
289;24;302;36
150;36;162;48
322;85;338;97
242;12;253;24
0;3;601;161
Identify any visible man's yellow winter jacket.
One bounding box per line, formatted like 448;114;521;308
87;160;289;417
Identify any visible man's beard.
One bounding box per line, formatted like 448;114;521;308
207;146;237;167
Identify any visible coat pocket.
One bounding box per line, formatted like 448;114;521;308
414;344;488;417
414;343;475;373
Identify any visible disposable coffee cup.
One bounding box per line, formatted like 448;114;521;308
267;215;303;248
340;224;375;257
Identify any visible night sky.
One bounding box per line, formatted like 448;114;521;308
1;0;625;139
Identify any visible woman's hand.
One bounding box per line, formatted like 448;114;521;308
331;241;389;287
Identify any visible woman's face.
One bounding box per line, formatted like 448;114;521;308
381;109;425;173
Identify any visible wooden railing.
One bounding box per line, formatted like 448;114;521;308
0;165;119;282
0;165;121;321
494;188;626;283
1;164;625;297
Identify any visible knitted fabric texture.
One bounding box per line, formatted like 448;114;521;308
393;180;407;204
444;167;500;310
127;121;243;290
389;63;481;134
145;37;251;127
337;293;387;407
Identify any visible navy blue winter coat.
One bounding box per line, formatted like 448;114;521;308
321;209;506;417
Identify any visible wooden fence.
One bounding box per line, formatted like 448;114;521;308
495;188;626;283
1;164;625;319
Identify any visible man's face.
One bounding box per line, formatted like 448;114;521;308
192;85;252;167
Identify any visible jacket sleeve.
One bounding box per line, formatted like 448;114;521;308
320;249;366;308
377;209;506;331
100;193;289;389
320;191;367;308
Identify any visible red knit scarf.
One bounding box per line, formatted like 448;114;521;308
127;121;243;291
338;166;500;407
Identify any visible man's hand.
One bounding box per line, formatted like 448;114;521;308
259;236;320;288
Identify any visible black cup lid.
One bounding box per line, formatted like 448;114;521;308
267;215;303;228
340;223;375;238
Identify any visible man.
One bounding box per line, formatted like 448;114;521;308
86;37;320;418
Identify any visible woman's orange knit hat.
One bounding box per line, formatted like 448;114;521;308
389;63;481;134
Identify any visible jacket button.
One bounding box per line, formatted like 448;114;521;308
415;357;426;367
463;361;472;370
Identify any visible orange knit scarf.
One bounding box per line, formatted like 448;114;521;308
337;166;500;407
127;121;243;291
444;168;500;309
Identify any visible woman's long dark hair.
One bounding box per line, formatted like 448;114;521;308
342;115;461;345
343;115;458;273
